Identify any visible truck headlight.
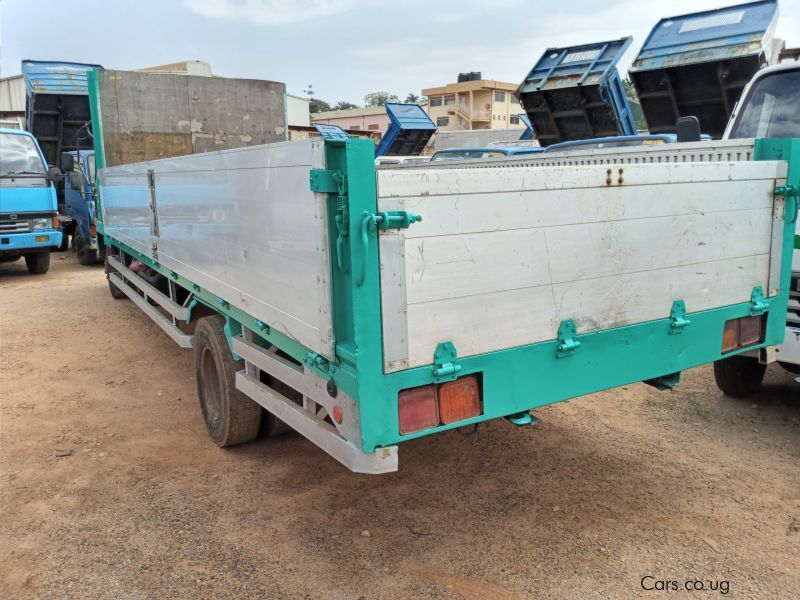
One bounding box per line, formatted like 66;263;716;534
32;218;53;230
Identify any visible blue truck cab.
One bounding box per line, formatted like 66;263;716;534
61;149;102;265
0;128;62;274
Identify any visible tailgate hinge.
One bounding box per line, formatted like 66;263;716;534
669;300;691;334
776;184;799;224
310;169;350;273
432;341;462;382
750;286;769;316
556;319;581;358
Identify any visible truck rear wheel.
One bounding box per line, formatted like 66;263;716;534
105;257;128;300
74;230;99;265
24;252;50;274
713;355;767;397
194;315;261;446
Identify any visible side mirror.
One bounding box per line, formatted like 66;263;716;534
676;116;701;143
46;166;63;184
69;171;86;197
60;153;75;172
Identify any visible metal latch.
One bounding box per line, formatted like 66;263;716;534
356;210;422;286
669;300;690;334
432;341;462;382
776;184;799;224
556;320;581;358
750;286;769;316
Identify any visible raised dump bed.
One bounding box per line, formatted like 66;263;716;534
516;37;637;146
374;102;436;157
22;60;102;167
629;0;779;138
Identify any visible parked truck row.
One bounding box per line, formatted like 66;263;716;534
1;0;796;471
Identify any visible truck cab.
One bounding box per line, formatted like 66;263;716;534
0;129;62;274
713;60;800;393
61;149;102;265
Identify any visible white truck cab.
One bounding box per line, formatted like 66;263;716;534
714;59;800;394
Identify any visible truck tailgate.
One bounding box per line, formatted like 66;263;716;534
378;158;787;372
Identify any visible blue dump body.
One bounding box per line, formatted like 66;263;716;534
516;37;637;146
629;0;778;138
314;123;350;140
430;146;544;161
374;103;436;157
22;60;103;168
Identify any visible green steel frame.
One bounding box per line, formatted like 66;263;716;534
88;69;799;454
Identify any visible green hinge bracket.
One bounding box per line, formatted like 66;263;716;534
750;286;769;316
432;341;462;382
669;300;691;334
310;169;351;273
303;351;334;374
556;319;581;358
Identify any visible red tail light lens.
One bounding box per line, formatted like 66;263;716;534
721;314;765;354
439;376;481;425
398;385;439;435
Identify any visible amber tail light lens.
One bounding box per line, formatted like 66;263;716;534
722;314;765;354
438;376;482;425
398;385;439;435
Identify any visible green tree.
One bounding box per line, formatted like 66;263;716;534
363;91;399;107
404;93;419;103
333;101;359;110
309;98;332;113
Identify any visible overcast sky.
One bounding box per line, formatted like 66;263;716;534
2;0;799;104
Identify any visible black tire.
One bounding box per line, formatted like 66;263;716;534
74;229;99;266
105;257;128;300
58;231;69;252
713;355;767;397
194;316;261;446
24;252;50;274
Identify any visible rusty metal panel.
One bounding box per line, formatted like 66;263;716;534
97;70;286;167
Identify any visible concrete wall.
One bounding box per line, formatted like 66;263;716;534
287;95;310;127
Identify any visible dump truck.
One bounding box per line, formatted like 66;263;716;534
629;0;779;138
22;60;102;250
516;37;637;146
374;102;436;157
89;65;798;473
711;59;800;393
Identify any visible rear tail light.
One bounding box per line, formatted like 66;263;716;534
398;385;439;435
721;314;765;354
398;376;483;435
439;376;482;425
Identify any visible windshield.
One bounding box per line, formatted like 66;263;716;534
0;133;47;176
729;69;800;139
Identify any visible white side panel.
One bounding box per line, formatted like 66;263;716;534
379;161;787;371
100;139;334;360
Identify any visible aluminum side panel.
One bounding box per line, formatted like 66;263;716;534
378;159;787;372
100;139;334;360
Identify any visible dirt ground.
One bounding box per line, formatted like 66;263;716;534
1;253;798;600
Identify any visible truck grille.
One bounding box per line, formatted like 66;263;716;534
788;272;800;327
0;219;32;234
